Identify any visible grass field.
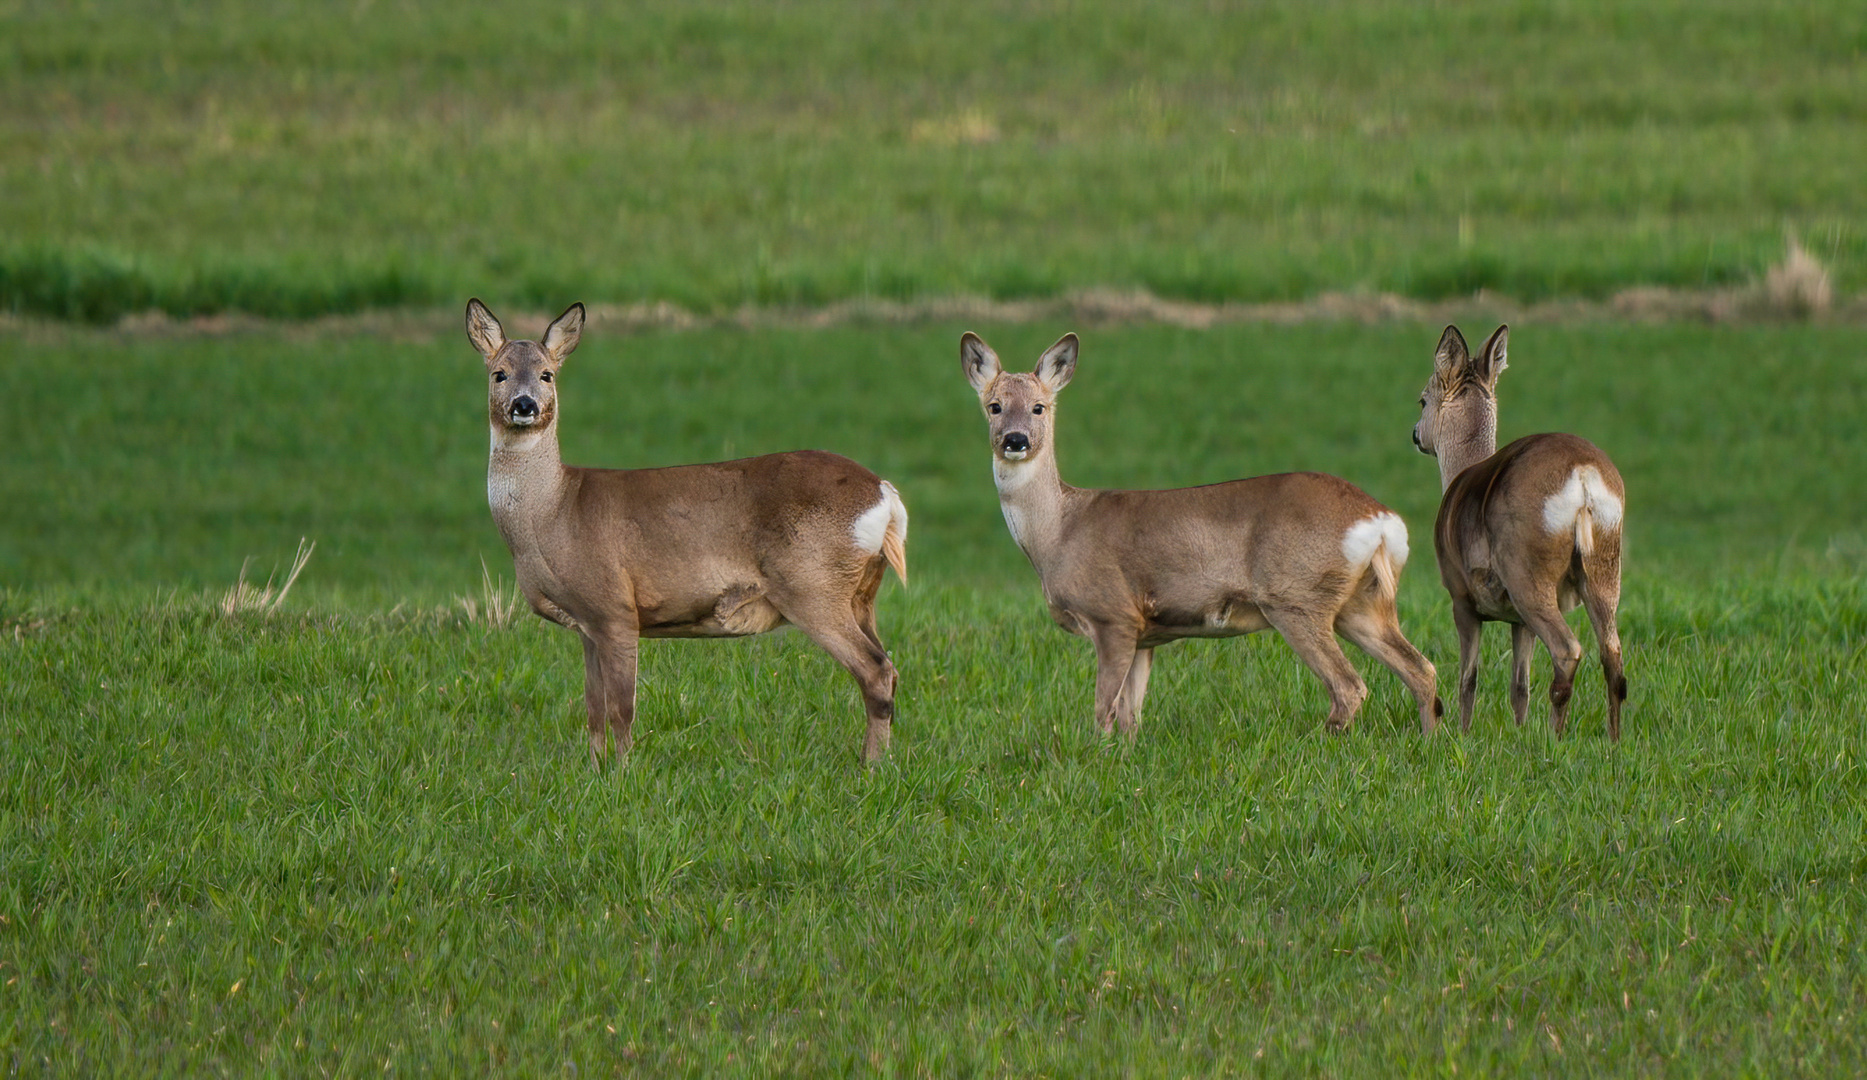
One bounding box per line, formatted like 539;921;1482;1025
4;0;1866;1071
4;0;1866;320
3;316;1864;1074
4;318;1862;595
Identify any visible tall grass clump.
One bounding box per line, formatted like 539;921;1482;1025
455;560;524;629
0;244;439;324
218;538;315;616
1760;235;1834;318
0;244;155;324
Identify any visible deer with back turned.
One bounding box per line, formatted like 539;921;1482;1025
467;299;908;765
962;330;1442;737
1412;324;1627;739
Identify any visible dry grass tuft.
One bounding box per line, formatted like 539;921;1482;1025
220;538;315;616
1761;234;1833;318
909;109;1000;146
6;614;50;641
1609;235;1838;324
1609;286;1739;323
456;558;524;628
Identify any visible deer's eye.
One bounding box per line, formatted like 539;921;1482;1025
541;371;553;382
1032;403;1046;415
493;371;508;383
988;402;1002;414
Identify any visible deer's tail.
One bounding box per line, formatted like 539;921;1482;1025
878;481;910;586
1546;465;1623;562
1344;511;1410;600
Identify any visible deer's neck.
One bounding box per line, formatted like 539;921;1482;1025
488;424;568;538
993;450;1069;566
1437;410;1499;493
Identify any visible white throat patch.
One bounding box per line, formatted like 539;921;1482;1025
992;456;1041;494
991;458;1052;554
491;426;548;454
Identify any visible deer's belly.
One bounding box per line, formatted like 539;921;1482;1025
1144;597;1271;645
1046;594;1272;646
640;583;787;639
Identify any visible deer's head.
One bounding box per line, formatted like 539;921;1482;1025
466;299;584;446
1414;323;1507;460
961;331;1077;467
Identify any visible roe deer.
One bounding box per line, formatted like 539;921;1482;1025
1412;324;1627;739
466;299;908;765
961;331;1441;736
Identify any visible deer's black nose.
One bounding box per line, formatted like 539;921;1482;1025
512;395;539;418
1002;432;1030;454
1411;428;1421;449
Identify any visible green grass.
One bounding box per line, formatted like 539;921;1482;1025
4;319;1863;595
6;3;1863;1069
2;318;1864;1073
3;582;1864;1074
4;0;1865;320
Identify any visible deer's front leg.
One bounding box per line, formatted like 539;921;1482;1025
1087;625;1141;738
1118;647;1154;738
580;625;639;766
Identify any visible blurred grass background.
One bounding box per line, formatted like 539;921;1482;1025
3;0;1863;321
3;319;1861;601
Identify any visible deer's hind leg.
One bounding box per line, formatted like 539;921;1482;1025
778;566;899;765
1508;622;1536;728
852;555;889;658
1335;602;1441;734
1579;548;1627;742
1516;591;1585;737
1451;599;1485;733
1263;607;1368;733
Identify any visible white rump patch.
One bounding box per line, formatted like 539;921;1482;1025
852;481;908;554
1543;466;1623;534
1341;511;1409;570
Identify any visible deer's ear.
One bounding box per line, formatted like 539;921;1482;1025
542;302;585;363
1035;332;1078;393
1473;324;1509;386
466;298;507;361
961;332;1002;394
1432;324;1469;382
